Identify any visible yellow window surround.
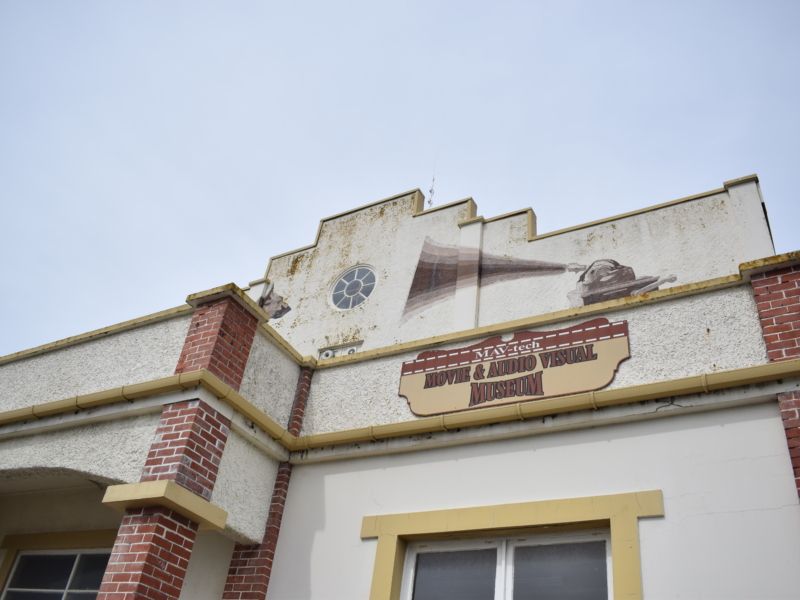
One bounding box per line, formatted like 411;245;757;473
360;490;664;600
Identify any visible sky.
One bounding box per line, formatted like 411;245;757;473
1;0;798;356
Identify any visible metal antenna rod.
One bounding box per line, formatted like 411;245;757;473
428;150;438;209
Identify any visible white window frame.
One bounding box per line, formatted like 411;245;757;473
399;528;612;600
1;548;112;600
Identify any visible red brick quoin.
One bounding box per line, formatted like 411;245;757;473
752;263;800;501
222;367;315;599
175;296;259;391
99;292;260;599
779;391;800;500
752;264;800;362
98;507;198;600
141;400;231;501
98;401;231;600
223;462;293;600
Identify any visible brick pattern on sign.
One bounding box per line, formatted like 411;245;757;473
141;400;230;501
222;462;293;600
97;506;198;600
175;297;258;391
752;265;800;362
779;391;800;500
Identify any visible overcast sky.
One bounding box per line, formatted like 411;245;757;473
1;1;798;356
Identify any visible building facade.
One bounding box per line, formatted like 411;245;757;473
0;174;799;599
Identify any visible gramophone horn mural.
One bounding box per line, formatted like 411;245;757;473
402;237;677;319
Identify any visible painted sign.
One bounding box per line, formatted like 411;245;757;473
401;237;677;320
398;318;630;416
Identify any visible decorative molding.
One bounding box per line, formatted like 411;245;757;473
102;480;227;531
361;491;664;600
3;360;800;454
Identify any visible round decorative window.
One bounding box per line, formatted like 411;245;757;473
331;266;376;310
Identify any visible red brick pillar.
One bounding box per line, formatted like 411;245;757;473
752;263;800;500
778;391;800;500
752;264;800;362
222;367;314;599
99;293;259;599
175;296;259;391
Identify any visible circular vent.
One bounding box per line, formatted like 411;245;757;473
331;266;376;310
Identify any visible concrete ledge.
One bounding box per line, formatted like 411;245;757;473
103;480;228;531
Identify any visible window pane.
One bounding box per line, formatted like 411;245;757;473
66;593;99;600
10;554;76;589
5;592;63;600
513;541;607;600
70;554;110;590
412;549;496;600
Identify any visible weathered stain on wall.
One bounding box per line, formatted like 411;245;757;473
267;194;470;356
300;286;768;435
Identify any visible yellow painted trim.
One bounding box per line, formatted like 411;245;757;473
413;197;478;219
258;323;311;366
294;358;800;449
102;480;227;531
1;251;798;452
0;305;193;368
529;183;738;242
723;173;759;188
264;190;477;278
361;491;664;600
460;208;538;240
0;529;118;589
739;250;800;278
2;358;800;453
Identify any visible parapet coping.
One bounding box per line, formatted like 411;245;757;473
264;175;760;278
263;190;480;278
103;480;227;531
2;359;798;454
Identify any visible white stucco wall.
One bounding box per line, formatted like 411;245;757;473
179;530;236;600
0;413;159;485
300;286;768;435
212;429;280;544
239;332;300;428
0;314;192;412
478;182;773;328
265;183;772;360
268;402;800;600
267;195;471;357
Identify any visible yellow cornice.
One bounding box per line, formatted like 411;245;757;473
2;360;799;454
102;480;227;530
